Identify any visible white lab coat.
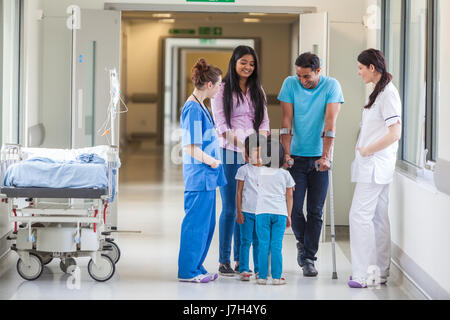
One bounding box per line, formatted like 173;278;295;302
349;82;402;282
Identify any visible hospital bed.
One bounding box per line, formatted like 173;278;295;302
0;143;121;282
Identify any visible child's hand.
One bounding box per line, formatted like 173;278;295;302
236;212;245;224
286;216;291;228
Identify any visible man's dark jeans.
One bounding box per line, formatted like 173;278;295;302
288;156;329;261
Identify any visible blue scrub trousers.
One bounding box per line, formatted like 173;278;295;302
178;190;216;279
239;212;259;274
218;148;244;264
256;214;287;280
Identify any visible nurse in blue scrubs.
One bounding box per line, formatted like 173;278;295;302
178;58;226;283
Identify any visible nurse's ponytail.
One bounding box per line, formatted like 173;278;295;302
358;49;392;109
191;58;222;89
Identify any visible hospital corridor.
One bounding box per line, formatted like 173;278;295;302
1;0;450;305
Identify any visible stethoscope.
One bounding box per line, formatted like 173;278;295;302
192;94;216;127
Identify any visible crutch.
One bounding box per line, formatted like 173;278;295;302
328;145;338;279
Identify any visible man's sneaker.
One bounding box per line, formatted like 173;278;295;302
256;278;267;285
302;259;318;277
272;278;287;285
239;272;251;281
178;274;211;283
297;242;305;267
219;263;235;277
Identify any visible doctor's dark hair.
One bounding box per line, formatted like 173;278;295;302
357;48;392;109
191;58;222;89
244;133;267;158
222;45;266;132
295;52;321;71
262;138;285;168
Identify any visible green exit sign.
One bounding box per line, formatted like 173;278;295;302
199;26;222;36
187;0;235;2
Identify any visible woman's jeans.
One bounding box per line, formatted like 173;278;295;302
239;212;259;273
256;214;287;280
218;148;244;264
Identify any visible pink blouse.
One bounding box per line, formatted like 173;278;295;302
211;84;270;153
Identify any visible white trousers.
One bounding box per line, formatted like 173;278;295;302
349;182;391;280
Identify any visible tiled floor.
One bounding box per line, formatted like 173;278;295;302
0;139;426;300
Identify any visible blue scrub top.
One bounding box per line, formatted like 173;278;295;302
180;100;227;191
278;75;344;157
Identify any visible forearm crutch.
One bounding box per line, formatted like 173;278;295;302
329;145;338;280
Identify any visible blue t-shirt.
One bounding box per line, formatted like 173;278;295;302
180;100;227;191
277;75;344;157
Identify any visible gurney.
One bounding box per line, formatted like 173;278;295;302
0;144;121;282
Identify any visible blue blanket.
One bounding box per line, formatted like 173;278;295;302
2;154;119;201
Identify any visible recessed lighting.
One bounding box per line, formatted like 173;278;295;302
249;13;267;16
153;13;172;18
243;18;260;23
159;19;175;23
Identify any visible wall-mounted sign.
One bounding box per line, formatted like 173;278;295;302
199;27;222;36
169;29;196;35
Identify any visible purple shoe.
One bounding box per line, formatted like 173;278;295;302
207;273;219;281
178;274;211;283
348;277;367;288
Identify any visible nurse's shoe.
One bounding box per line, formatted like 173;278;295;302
207;273;219;281
178;274;211;283
348;277;367;288
349;275;387;285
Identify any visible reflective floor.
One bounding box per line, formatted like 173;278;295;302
0;139;426;300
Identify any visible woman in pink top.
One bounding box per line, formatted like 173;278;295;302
211;45;270;276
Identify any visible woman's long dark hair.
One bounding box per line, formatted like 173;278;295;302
357;48;392;109
222;45;266;131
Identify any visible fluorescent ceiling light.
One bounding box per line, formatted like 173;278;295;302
243;18;261;23
153;13;172;18
248;13;267;16
159;19;175;23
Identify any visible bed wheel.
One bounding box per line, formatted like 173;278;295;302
60;257;77;273
104;239;121;264
17;253;43;281
88;254;115;282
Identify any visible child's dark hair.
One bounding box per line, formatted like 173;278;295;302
244;133;266;158
262;138;286;168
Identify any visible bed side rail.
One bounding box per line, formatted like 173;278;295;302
1;144;22;185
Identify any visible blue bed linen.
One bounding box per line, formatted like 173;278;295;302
3;157;108;190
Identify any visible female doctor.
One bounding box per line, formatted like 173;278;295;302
178;59;226;283
348;49;402;288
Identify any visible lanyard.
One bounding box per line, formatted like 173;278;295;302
192;94;215;127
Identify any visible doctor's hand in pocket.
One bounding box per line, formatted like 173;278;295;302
357;147;373;158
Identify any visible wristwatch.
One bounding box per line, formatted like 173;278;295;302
280;128;292;136
321;131;336;138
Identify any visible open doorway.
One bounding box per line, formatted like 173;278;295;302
121;11;302;150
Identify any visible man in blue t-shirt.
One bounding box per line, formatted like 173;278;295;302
278;52;344;277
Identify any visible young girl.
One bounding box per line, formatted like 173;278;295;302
211;45;270;276
348;49;402;288
247;139;295;285
235;133;267;281
178;59;226;283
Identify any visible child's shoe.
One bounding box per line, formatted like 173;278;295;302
272;278;286;285
256;278;267;285
239;272;251;281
